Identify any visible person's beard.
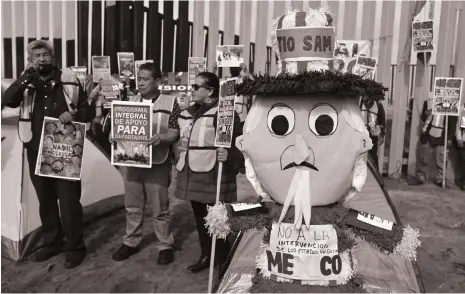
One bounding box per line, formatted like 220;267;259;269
38;63;54;75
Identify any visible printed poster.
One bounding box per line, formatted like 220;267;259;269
333;40;372;74
117;52;135;80
412;20;434;53
268;223;340;281
35;117;86;180
214;78;237;148
432;77;463;116
92;56;111;83
353;56;377;80
70;66;87;88
276;27;335;62
216;45;244;67
135;59;154;89
100;78;121;109
159;72;191;109
188;57;207;85
111;101;153;168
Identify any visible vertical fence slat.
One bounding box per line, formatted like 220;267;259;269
133;0;144;60
336;1;345;40
454;3;465;78
240;1;252;69
254;0;268;74
162;1;174;72
192;1;204;57
354;0;364;40
36;0;41;39
175;1;189;72
87;0;92;73
74;0;78;65
62;1;67;68
436;2;454;78
271;1;285;75
147;1;161;68
388;1;413;177
207;1;220;71
223;0;235;77
342;1;357;39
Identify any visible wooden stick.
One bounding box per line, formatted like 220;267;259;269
207;161;223;294
442;115;448;189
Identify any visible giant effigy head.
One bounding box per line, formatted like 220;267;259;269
235;4;386;228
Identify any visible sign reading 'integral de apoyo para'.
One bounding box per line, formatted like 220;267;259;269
276;27;336;62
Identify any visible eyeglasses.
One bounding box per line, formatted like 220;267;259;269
191;84;213;91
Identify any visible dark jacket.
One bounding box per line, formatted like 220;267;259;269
175;102;243;204
2;68;91;150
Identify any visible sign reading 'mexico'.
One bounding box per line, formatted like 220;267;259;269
276;27;336;62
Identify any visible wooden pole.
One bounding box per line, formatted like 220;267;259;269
207;162;223;294
442;115;448;188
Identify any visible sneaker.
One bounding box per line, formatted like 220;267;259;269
157;249;174;265
407;177;425;186
112;244;139;261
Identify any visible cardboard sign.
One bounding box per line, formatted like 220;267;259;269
135;59;153;89
268;223;340;281
356;212;394;231
432;77;463;116
188;57;207;85
216;45;244;67
92;56;111;83
101;80;121;109
230;203;262;212
36;117;86;180
111;101;153;168
332;40;372;74
276;27;335;62
214;78;237;148
353;56;377;80
412;20;434;53
70;66;87;88
117;52;135;80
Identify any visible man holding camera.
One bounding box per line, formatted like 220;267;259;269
2;40;94;268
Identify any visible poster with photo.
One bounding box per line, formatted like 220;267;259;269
432;77;463;116
412;20;434;53
117;52;136;80
333;40;372;74
35;117;86;180
159;72;191;109
92;56;111;83
111;101;153;168
135;59;154;89
353;56;377;80
70;66;87;88
100;78;121;109
214;78;237;148
188;57;207;85
216;45;244;67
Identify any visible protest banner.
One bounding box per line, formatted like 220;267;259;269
135;59;154;89
159;72;191;109
216;45;244;67
117;52;136;80
432;77;463;188
214;78;237;148
111;101;153;168
275;27;335;62
432;77;463;116
35;117;86;180
332;40;372;74
70;66;87;88
267;223;341;281
92;56;111;82
100;78;121;109
188;57;207;85
353;56;377;80
412;20;434;53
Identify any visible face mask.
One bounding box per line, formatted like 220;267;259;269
38;63;54;74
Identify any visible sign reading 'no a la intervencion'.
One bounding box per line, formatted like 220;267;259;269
276;27;336;62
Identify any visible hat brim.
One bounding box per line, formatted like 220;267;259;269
236;70;387;101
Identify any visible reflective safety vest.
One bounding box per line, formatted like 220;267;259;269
129;93;175;164
176;107;218;173
424;114;445;138
19;68;81;143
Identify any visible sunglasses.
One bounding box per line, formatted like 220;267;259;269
191;84;213;91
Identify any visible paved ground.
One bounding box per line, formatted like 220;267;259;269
2;174;465;293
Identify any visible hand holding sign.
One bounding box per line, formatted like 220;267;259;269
217;147;228;162
146;134;161;146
